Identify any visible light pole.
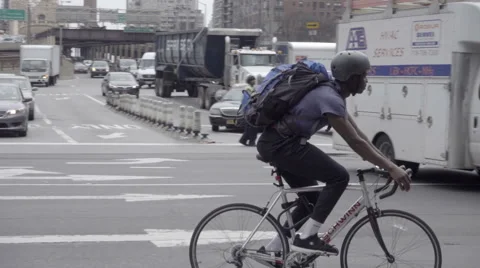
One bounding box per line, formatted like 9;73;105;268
198;1;207;27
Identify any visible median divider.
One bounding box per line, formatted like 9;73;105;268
105;92;213;143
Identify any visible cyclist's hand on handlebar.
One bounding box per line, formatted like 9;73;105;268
388;165;412;191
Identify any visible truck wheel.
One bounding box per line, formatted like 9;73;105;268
374;134;419;177
187;86;198;97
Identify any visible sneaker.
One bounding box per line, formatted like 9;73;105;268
291;234;339;255
256;246;283;268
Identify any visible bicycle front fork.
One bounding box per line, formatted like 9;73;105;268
367;207;395;263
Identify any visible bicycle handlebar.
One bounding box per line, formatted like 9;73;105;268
356;166;406;200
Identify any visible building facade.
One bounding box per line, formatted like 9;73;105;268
126;0;203;31
214;0;343;42
211;0;232;28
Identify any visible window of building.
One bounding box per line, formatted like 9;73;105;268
313;2;317;9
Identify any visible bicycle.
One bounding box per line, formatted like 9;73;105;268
189;154;442;268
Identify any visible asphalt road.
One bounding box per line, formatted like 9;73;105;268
0;74;478;267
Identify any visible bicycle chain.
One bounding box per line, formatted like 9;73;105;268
285;252;317;268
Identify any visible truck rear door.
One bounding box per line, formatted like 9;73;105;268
468;71;480;168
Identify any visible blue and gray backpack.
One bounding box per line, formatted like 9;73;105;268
238;60;332;128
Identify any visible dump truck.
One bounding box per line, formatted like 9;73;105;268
154;27;277;109
333;0;480;175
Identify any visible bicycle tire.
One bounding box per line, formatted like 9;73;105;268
340;209;442;268
189;203;290;268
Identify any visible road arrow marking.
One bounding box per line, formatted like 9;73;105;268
0;194;232;202
97;132;126;139
67;158;189;165
0;229;277;247
0;175;173;181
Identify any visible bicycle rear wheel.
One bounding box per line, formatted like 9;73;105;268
189;203;289;268
340;209;442;268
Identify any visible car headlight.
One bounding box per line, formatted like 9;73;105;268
109;84;118;88
210;108;221;115
91;68;96;71
42;75;49;79
6;108;25;115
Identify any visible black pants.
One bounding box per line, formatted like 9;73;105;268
240;125;258;145
257;128;349;230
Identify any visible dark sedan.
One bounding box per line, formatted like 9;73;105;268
0;83;31;137
90;60;110;78
208;84;247;131
101;72;140;98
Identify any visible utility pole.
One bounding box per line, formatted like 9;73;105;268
26;1;31;44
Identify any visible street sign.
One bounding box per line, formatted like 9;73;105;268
306;22;320;29
124;27;154;33
118;13;126;23
0;9;25;21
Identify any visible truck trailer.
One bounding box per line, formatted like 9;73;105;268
333;0;480;175
154;27;277;109
274;41;336;67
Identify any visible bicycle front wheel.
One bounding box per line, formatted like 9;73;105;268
189;203;289;268
340;209;442;268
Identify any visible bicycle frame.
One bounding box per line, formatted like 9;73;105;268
240;180;374;250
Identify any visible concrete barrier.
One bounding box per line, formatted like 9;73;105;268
106;94;209;140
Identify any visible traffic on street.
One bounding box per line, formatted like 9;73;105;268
1;0;480;266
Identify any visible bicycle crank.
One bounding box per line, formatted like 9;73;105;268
285;252;317;268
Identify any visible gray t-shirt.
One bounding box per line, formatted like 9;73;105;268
277;82;347;139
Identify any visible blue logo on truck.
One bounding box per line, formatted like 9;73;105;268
346;27;367;50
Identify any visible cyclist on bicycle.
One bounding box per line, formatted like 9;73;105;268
257;50;412;255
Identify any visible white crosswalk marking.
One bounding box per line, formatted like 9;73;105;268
35;93;83;96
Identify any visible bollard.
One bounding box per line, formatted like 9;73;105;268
113;92;120;108
134;97;141;117
178;106;186;132
186;106;195;134
149;99;156;122
166;102;174;129
155;101;163;125
140;98;146;119
161;102;168;126
193;110;201;137
127;95;134;114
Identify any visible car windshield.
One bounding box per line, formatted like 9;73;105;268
75;63;86;67
110;74;135;82
0;84;20;100
139;59;154;69
240;54;276;66
0;77;31;92
21;59;47;72
221;88;244;102
92;61;108;67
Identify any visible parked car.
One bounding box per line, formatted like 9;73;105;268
0;75;37;120
208;84;247;131
0;83;31;137
74;62;89;73
101;72;140;98
90;60;110;78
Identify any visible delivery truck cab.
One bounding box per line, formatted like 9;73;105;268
137;52;156;88
20;45;60;87
333;0;480;175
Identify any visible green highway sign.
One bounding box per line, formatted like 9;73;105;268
0;9;26;21
124;27;154;33
117;13;126;23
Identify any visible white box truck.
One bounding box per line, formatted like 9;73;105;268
333;0;480;175
20;45;60;87
274;42;336;68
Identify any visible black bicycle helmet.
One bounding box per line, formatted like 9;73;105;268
330;51;371;82
246;75;256;84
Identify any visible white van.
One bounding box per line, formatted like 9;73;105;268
333;0;480;175
136;52;156;88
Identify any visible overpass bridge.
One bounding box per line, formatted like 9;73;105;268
33;27;156;59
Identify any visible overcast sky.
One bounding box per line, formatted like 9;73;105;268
63;0;213;25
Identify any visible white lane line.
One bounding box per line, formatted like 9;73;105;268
0;194;232;202
0;182;468;187
130;167;175;169
34;105;52;125
83;94;105;106
0;166;33;168
51;126;78;144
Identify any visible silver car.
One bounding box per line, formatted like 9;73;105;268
0;83;30;137
0;75;38;120
208;84;248;131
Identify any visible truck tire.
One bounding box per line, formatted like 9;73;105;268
187;84;198;97
374;134;419;177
